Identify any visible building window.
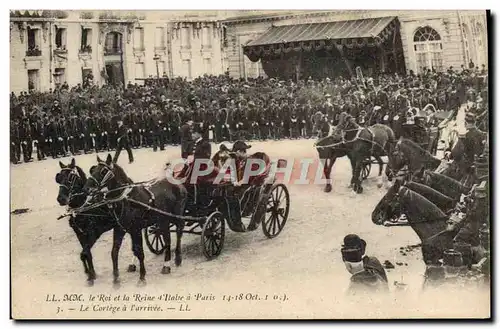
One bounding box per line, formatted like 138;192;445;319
472;22;486;66
80;27;92;53
182;59;192;79
55;27;67;50
158;61;166;76
181;25;191;49
222;25;228;48
82;68;93;86
202;25;212;49
26;27;41;56
135;62;145;79
27;69;39;91
413;26;443;73
54;68;66;86
105;32;122;55
134;27;145;51
203;58;212;75
155;27;165;50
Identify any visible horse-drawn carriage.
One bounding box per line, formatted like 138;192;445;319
359;104;445;180
143;153;290;260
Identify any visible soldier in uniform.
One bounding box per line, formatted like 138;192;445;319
170;105;182;146
32;115;47;160
180;119;194;159
46;115;59;158
289;109;300;139
113;119;134;164
10;119;21;164
160;105;170;148
19;116;34;162
150;109;162;152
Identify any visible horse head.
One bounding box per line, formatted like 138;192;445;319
386;139;406;180
55;158;87;206
371;178;404;225
84;154;131;194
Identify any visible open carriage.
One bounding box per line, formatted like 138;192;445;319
143;155;290;260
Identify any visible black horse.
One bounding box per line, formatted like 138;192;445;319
411;167;470;201
386;138;442;181
56;158;134;286
84;154;188;285
371;179;456;264
315;112;395;194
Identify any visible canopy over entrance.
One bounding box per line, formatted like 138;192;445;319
243;16;399;62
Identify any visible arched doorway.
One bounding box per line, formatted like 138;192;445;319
103;31;125;86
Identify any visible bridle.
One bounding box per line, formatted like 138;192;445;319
56;167;85;200
88;163;116;191
387;144;411;180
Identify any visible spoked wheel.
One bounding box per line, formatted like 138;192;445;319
361;161;371;180
201;211;225;260
144;223;167;255
262;183;290;238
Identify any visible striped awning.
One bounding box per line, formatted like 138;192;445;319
243;16;399;61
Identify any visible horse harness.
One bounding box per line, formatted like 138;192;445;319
315;126;387;152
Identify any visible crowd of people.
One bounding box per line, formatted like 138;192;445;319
10;65;488;164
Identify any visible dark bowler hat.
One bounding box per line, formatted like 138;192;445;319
232;140;252;152
341;234;366;262
342;234;367;251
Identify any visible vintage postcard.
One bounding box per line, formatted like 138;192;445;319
9;9;491;320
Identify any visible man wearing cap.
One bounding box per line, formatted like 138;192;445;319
341;234;388;294
113;118;134;164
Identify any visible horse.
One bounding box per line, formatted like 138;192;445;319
83;154;188;285
386;138;442;181
331;112;396;194
313;133;351;193
56;158;133;286
411;167;471;201
371;179;459;265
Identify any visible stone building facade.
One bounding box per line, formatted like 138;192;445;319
9;10;488;93
225;10;488;79
9;10;230;93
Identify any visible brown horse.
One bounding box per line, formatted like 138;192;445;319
318;112;396;194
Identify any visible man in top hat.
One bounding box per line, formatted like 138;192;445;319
113;118;134;164
341;234;388;294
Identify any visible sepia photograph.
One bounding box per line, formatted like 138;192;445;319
8;7;491;320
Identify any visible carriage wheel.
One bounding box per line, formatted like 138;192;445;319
361;161;371;180
262;183;290;238
201;212;225;260
144;223;167;255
